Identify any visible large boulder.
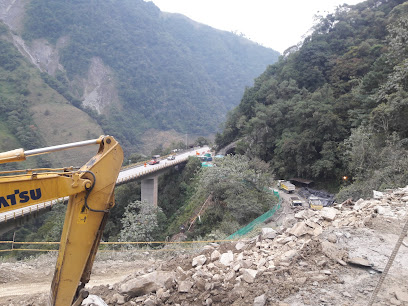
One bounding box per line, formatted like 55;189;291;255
219;251;234;266
320;207;338;221
119;271;175;297
192;254;207;267
287;221;313;237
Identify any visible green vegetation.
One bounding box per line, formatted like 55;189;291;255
0;36;51;171
1;154;277;253
165;155;276;239
119;200;166;243
216;0;408;199
22;0;279;150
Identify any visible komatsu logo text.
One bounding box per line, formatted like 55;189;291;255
0;188;42;208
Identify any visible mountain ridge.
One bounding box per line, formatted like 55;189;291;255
0;0;279;157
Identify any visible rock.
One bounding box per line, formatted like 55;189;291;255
225;270;235;282
210;250;221;261
326;233;337;243
178;280;193;293
295;277;307;285
119;271;175;297
342;291;352;298
253;294;267;306
261;228;277;239
143;298;155;306
256;258;267;269
347;257;372;267
242;269;258;283
374;205;386;215
309;274;329;282
312;225;323;236
353;200;369;211
235;242;247;251
156;288;165;299
83;295;109;306
321;240;345;263
196;278;206;291
280;249;297;262
192;254;207;267
176;266;187;281
164;277;174;290
372;190;384;199
395;289;408;302
294;210;307;219
219;251;234;266
320;207;338;221
287;222;313;237
390;298;402;305
113;293;126;305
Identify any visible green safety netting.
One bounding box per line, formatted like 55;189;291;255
227;191;281;240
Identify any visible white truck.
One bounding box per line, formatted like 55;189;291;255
277;180;295;193
290;196;303;208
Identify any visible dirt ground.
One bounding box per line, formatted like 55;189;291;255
0;250;177;305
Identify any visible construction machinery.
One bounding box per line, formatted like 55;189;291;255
308;196;323;210
0;135;123;305
277;180;295;193
290;196;303;208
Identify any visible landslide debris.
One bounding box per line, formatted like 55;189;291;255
85;187;408;305
2;187;408;305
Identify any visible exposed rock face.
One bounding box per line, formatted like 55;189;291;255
0;0;25;33
0;2;119;115
80;57;120;114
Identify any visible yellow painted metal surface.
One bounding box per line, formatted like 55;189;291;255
0;148;25;164
0;173;90;213
0;135;123;305
49;136;123;305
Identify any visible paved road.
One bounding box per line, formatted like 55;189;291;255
117;146;210;182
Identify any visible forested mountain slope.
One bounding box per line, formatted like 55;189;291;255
0;23;102;168
0;0;279;153
216;0;408;199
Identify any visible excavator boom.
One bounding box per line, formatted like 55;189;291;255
0;136;123;305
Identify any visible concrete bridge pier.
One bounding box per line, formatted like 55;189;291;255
141;175;158;206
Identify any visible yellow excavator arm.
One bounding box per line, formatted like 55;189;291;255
0;135;123;305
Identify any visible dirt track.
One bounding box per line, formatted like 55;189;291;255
0;255;153;305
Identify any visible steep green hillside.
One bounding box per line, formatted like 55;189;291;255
20;0;279;149
0;23;103;169
216;0;408;197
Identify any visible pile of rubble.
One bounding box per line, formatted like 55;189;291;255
87;187;408;305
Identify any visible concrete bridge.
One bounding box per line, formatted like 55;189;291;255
0;146;210;235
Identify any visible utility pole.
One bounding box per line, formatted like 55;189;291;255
185;133;188;149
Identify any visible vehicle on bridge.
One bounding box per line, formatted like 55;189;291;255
148;155;161;165
0;135;123;305
167;154;176;160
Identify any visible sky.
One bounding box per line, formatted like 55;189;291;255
151;0;364;53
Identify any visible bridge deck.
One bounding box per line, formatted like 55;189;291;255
0;147;210;225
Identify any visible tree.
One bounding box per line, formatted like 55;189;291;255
119;200;165;242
